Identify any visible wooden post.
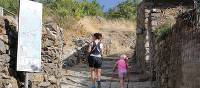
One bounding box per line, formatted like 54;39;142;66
0;7;3;16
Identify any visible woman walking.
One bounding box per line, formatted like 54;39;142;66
87;33;103;88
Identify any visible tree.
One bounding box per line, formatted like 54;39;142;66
43;0;103;18
106;0;137;20
79;0;103;16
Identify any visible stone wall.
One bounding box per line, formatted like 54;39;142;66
135;1;188;74
29;22;64;88
136;1;200;88
135;1;146;73
0;16;22;88
0;16;64;88
154;30;182;88
154;10;200;88
175;10;200;88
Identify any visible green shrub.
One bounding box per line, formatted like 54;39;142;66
154;23;172;42
0;0;19;15
0;0;137;28
106;0;137;20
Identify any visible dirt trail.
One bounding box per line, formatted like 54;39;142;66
60;57;151;88
60;17;150;88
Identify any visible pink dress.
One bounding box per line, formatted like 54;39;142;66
116;58;127;79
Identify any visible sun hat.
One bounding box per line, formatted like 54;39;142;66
120;54;128;59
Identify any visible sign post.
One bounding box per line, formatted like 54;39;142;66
25;73;29;88
0;7;3;16
17;0;43;87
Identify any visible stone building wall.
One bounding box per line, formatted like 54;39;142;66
135;1;146;73
154;10;200;88
154;29;182;88
176;10;200;88
136;1;200;88
135;1;188;74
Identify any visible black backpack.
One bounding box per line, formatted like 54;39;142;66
90;41;101;55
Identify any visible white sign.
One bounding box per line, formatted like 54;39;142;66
17;0;43;72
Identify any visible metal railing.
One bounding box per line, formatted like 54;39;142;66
0;6;16;17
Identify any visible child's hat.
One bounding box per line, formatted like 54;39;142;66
120;54;127;59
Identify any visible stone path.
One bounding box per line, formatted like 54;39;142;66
60;57;152;88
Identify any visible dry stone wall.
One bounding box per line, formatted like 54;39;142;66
0;16;65;88
0;16;22;88
30;22;65;88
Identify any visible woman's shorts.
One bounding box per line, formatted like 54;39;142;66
118;71;127;79
88;56;102;69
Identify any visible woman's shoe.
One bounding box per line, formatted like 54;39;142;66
90;84;96;88
91;86;96;88
97;81;101;88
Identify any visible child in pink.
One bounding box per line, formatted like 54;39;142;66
113;54;128;88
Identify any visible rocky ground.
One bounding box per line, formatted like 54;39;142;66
60;56;152;88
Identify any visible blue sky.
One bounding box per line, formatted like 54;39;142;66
96;0;124;12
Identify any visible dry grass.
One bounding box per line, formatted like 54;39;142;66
62;16;136;56
78;16;136;33
62;16;136;43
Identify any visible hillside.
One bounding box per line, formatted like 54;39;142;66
61;16;137;69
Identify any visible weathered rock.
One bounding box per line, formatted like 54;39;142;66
48;75;57;84
42;39;54;47
38;82;51;87
2;74;11;79
4;82;12;88
0;54;10;63
32;73;44;82
10;77;18;88
0;40;6;54
74;39;85;47
4;16;17;28
0;35;9;44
